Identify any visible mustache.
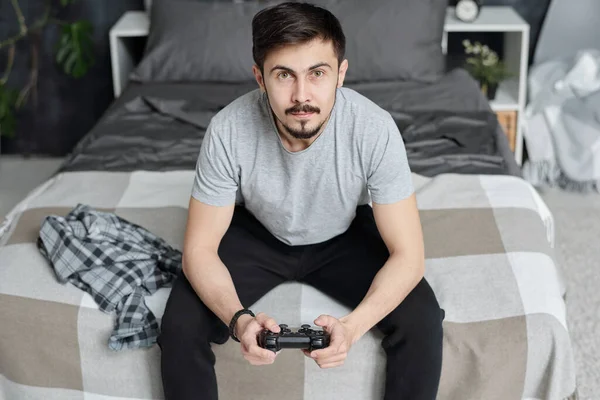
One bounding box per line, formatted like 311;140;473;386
286;104;320;114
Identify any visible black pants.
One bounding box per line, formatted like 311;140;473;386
158;205;445;400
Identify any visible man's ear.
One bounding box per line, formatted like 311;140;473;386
253;65;266;92
337;59;348;88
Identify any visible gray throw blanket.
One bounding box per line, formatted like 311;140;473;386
37;204;182;350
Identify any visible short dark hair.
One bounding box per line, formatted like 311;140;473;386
252;2;346;73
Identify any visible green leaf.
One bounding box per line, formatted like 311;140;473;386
64;51;78;75
55;20;95;79
55;41;71;64
0;84;19;139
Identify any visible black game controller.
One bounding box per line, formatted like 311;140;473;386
258;324;330;352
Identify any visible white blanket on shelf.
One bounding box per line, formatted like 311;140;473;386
522;49;600;191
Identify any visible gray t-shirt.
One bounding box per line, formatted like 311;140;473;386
191;87;413;246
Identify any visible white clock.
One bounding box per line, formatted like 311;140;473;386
455;0;482;23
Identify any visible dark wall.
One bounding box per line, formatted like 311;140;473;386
0;0;143;156
0;0;551;157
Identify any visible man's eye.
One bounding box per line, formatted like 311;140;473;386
279;72;290;79
313;70;324;77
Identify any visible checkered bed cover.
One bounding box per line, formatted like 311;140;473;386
0;170;578;400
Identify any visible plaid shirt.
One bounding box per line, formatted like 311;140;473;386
37;204;181;350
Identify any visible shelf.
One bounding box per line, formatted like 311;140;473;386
110;11;149;37
445;6;529;32
489;79;519;112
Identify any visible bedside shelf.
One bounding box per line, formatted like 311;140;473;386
110;11;149;37
109;11;150;100
445;6;530;32
443;6;529;165
490;78;519;112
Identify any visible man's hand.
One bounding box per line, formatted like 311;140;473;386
236;312;281;366
303;315;359;369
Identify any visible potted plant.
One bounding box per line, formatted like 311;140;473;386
462;40;512;100
0;0;95;154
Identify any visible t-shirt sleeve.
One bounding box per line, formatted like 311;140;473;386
191;123;238;206
366;115;414;204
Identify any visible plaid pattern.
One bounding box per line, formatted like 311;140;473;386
0;170;578;400
36;203;181;350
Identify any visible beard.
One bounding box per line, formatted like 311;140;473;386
265;88;333;140
282;118;326;140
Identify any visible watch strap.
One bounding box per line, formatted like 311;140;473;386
228;308;255;342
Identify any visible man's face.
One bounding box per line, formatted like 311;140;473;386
253;39;348;141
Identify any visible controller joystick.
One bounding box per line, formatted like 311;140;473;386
258;324;330;352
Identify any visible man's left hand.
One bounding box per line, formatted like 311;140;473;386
302;315;359;369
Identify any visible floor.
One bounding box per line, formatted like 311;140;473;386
536;186;600;400
1;156;599;399
0;156;64;218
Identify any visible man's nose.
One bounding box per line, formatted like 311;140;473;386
292;79;310;104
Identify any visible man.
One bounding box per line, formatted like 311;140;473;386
158;2;445;399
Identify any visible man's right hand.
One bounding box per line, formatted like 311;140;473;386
235;312;281;366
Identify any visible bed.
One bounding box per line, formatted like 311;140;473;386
0;0;578;399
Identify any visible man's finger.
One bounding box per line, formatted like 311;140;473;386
310;341;341;359
244;354;275;365
314;314;336;331
254;313;268;325
240;332;276;361
255;313;280;332
244;348;276;363
319;361;345;369
248;343;277;360
246;358;274;366
316;353;347;365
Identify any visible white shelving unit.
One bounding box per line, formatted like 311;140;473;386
109;6;530;164
109;11;149;100
443;6;530;165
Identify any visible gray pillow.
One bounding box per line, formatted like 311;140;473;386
132;0;448;84
131;0;269;83
316;0;448;83
144;0;232;11
143;0;236;12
